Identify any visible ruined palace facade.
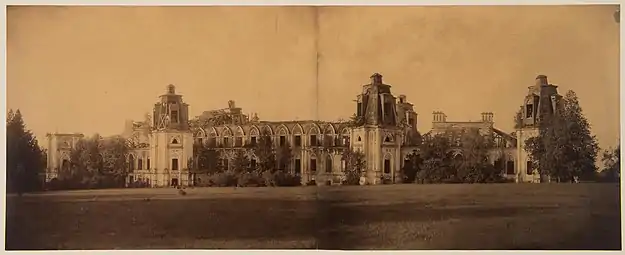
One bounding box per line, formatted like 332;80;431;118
45;74;562;186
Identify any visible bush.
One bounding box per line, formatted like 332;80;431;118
273;172;301;187
237;172;263;187
128;180;150;188
209;172;237;187
261;171;276;187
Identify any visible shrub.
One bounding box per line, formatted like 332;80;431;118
261;171;276;187
209;172;237;187
237;172;263;187
273;172;301;187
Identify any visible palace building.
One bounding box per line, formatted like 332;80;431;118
45;73;562;186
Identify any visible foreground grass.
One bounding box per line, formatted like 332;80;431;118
5;183;622;250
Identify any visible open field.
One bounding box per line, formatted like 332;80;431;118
5;183;622;250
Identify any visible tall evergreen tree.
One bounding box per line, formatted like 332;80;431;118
6;109;45;193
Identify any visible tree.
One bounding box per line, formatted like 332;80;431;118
231;149;251;173
341;149;366;185
524;90;599;182
254;130;276;173
276;145;293;173
6;109;46;193
192;143;222;174
600;144;620;182
455;129;502;183
417;133;454;183
401;150;420;183
99;136;131;187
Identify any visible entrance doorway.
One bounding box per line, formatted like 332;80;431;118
171;178;179;187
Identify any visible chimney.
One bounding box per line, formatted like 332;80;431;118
399;95;407;103
167;84;176;94
432;111;447;123
481;112;494;123
535;75;548;87
370;73;383;85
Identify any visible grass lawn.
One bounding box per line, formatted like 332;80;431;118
5;183;622;250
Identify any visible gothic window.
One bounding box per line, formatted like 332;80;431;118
507;160;515;175
223;137;230;147
251;136;257;146
235;127;244;147
384;159;391;174
325;155;332;173
357;136;362;142
357;102;362;116
294;135;302;147
138;158;143;170
235;137;243;147
310;135;318;146
147;158;151;170
280;136;286;147
172;138;179;144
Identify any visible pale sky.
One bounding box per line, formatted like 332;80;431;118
7;5;621;151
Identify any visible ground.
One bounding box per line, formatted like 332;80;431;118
5;183;622;250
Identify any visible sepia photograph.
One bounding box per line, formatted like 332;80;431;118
4;3;622;250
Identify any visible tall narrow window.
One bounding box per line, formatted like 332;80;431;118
526;104;533;118
295;159;301;174
310;159;317;173
235;137;243;147
507;161;515;175
129;155;135;171
384;159;391;174
223;137;230;147
384;102;393;120
138;158;143;170
250;159;257;170
294;136;302;147
280;136;286;147
310;135;317;146
251;136;257;146
171;110;179;123
357;102;362;116
325;156;332;173
172;158;179;171
526;161;534;175
147;158;151;170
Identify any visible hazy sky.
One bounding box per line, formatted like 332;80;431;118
7;5;620;151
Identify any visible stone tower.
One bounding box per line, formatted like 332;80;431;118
149;84;194;187
351;73;404;185
516;75;563;183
